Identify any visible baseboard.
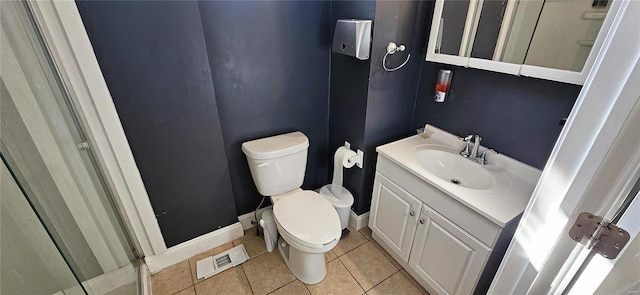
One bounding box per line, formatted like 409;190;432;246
238;205;273;230
145;222;244;273
349;210;370;230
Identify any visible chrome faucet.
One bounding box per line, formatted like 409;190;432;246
460;135;473;157
470;135;482;159
460;134;487;164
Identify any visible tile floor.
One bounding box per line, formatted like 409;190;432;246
151;227;430;295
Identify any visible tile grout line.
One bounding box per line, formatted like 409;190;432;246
303;282;311;295
171;285;194;295
367;241;403;292
181;256;196;294
265;278;298;295
337;253;367;293
340;241;401;293
399;270;429;295
239;264;256;295
365;268;402;293
277;277;297;294
237;236;265;294
334;236;368;258
187;255;195;286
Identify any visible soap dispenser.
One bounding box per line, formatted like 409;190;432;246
435;69;453;102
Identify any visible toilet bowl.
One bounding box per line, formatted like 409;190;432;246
273;190;340;283
242;132;342;284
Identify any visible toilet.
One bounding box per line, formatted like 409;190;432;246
242;131;341;284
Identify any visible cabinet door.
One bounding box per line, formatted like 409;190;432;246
369;173;422;262
409;206;491;295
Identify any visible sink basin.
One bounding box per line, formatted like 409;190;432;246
414;145;497;190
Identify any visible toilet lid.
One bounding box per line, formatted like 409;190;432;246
273;191;341;246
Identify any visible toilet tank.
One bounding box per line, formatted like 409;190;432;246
241;131;309;196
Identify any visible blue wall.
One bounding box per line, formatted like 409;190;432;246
328;0;431;214
77;1;237;247
199;1;331;215
78;1;332;246
357;1;431;214
328;0;376;214
411;65;580;169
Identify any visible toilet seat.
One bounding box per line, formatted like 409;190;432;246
273;190;341;250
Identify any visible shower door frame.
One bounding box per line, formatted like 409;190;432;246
24;0;167;259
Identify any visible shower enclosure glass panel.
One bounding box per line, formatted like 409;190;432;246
1;160;85;295
1;1;139;294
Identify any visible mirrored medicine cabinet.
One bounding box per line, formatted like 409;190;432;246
426;0;622;85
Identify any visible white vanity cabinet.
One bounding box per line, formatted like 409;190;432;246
369;172;422;262
409;205;491;295
369;155;512;295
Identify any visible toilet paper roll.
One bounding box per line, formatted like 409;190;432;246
331;146;357;198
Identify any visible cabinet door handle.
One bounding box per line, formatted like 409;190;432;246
409;211;415;216
419;218;425;224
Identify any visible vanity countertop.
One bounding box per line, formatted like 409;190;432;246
376;125;542;226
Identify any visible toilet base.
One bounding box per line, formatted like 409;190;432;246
277;237;327;284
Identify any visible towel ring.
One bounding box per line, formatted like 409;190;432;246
383;42;411;72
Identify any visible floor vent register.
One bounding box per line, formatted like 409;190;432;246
196;244;249;280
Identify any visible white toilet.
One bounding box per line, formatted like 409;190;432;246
242;131;341;284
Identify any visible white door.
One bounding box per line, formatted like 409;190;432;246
409;207;491;295
490;1;640;294
369;172;422;262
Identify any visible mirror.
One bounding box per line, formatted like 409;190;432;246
427;0;616;84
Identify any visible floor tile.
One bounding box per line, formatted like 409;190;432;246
358;226;373;241
340;242;399;291
188;242;234;284
233;228;267;258
306;259;364;295
333;227;367;256
368;272;423;295
269;280;310;295
242;251;295;295
194;267;252;295
150;260;193;295
325;249;337;262
371;239;402;269
175;286;196;295
400;269;430;295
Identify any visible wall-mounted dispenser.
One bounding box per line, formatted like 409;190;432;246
332;19;372;60
435;69;453;102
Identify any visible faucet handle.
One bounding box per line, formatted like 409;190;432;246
460;135;473;157
480;149;497;165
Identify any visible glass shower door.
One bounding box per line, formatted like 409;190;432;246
1;158;85;295
1;1;139;294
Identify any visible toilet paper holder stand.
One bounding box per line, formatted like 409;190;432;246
343;141;364;168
